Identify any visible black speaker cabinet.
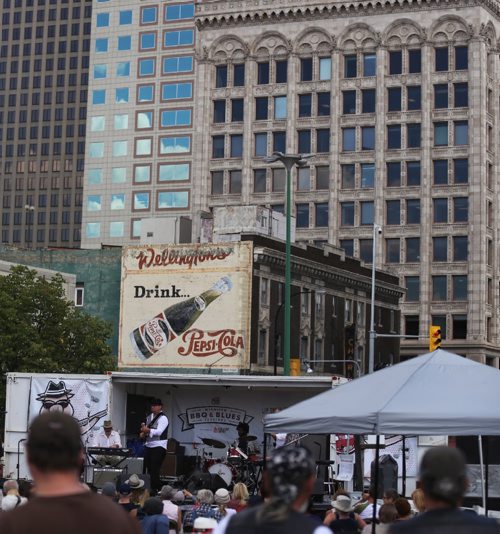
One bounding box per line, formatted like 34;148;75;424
93;468;122;489
126;393;151;434
186;473;227;492
161;454;196;477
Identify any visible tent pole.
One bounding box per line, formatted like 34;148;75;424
263;431;268;472
478;435;486;513
485;436;489;516
371;435;380;534
402;435;406;497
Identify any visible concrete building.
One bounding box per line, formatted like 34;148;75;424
0;0;92;249
81;0;197;248
193;0;500;365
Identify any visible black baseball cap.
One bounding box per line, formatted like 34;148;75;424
150;398;163;406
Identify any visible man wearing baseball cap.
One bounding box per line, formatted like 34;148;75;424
140;398;169;493
391;446;500;533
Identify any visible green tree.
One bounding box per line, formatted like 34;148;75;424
0;265;116;421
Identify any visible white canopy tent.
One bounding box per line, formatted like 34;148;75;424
264;349;500;436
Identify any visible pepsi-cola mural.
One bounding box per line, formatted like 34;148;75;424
119;242;253;369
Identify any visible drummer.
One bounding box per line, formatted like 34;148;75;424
235;422;260;456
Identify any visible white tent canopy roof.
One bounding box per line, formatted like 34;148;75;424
264;349;500;436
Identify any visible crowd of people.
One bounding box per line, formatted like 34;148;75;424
1;412;500;533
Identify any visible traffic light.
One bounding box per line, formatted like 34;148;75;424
429;325;442;351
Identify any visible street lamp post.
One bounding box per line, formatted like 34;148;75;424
24;204;35;250
263;152;312;376
368;224;382;374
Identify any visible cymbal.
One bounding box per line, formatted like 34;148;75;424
201;438;226;449
247;435;258;442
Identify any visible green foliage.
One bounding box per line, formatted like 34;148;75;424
0;265;116;421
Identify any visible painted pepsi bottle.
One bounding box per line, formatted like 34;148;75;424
130;276;232;360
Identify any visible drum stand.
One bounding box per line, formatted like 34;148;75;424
236;459;263;495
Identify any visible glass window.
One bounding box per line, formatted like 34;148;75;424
407;86;421;110
164;29;194;47
116;62;130;77
164;56;193;74
110;194;125;210
453;275;467;300
455;46;468;70
405;276;420;301
363;53;376;76
89;142;104;158
109;222;124;238
387;125;401;149
165;4;195;20
406;237;420;262
212;135;225;158
161;109;191;127
273;131;286;153
134;165;151;183
133;192;150;210
160;136;190;154
139;58;155;76
257;62;269;84
360;201;374;225
135;139;152;156
299;93;312;117
118;35;132;51
234;64;245;86
274;96;287;119
253;169;267;193
433;236;448;262
90;116;105;131
296;203;309;228
319;57;331;80
433;160;448;185
298;130;311;153
300;57;312;81
316;129;330;153
229;170;242;194
119;10;132;25
389;50;402;74
341;202;354;226
453;235;468;261
434;84;448;108
316;166;329;190
317;92;330;116
215;65;227;88
86;222;100;238
230;134;243;158
112;168;126;183
315;203;328;227
454;82;468;107
112;140;127;157
93;64;107;79
275;60;287;83
407;123;421;148
92;89;106;104
361;163;375;188
95;38;108;53
386;200;401;225
162;82;192;100
453;315;467;339
407;161;421;186
406;199;420;224
272;168;285;191
433;198;448;223
137;85;154;103
344;55;357;78
360;239;373;263
408;49;421;73
388;87;401;112
132;220;142;238
434;122;448;146
141;6;157;24
115;88;129;103
231;99;244;122
454;159;468;184
362;89;375;113
255;97;268;120
297;167;310;191
211;171;223;194
87;194;101;211
254;132;267;157
114;114;129;129
432;276;447;300
386;238;400;263
96;13;109;27
454;121;468;145
88;169;102;184
159;163;189;182
343;90;356;114
362;127;375;150
342;164;355;189
213;100;225;123
340;239;354;257
140;32;156;50
158;191;189;208
343;128;356;151
435;47;448;71
453;197;468;222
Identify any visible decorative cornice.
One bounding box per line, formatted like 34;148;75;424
196;0;500;31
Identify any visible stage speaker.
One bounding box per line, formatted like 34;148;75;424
93;468;122;489
126;393;150;434
186;473;227;493
119;472;151;491
123;457;144;476
161;454;183;477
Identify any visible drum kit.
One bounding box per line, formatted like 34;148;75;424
196;436;263;492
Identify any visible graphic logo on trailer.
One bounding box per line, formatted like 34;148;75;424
178;406;254;431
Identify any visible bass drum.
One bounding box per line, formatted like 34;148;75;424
208;462;235;487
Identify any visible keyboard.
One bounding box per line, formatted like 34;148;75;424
87;447;132;457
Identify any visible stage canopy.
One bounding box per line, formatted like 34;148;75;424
264;349;500;436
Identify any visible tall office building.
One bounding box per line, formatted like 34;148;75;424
82;0;196;247
193;1;500;365
0;0;92;248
